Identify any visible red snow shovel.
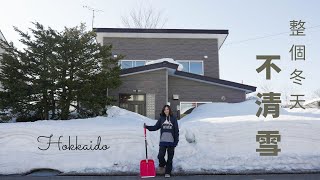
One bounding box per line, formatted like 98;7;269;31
140;125;156;178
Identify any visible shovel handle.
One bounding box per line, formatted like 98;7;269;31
144;126;148;161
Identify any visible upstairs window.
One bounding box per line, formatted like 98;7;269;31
176;60;204;75
119;60;146;69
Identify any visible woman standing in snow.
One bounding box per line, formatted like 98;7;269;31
144;105;179;178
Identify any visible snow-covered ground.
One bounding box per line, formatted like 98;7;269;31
0;100;319;175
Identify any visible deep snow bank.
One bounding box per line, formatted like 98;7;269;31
0;106;159;175
177;100;320;173
0;102;319;175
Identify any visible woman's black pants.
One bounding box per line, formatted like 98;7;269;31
158;145;175;174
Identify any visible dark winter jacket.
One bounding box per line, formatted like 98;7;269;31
146;114;179;147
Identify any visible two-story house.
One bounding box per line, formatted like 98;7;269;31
94;28;256;120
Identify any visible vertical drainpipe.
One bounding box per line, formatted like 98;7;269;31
166;69;168;106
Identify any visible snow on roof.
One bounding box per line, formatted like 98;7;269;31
145;58;183;71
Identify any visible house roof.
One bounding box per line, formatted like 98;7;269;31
173;70;256;93
94;28;228;35
94;28;229;49
120;61;256;93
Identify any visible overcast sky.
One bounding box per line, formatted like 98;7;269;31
0;0;319;101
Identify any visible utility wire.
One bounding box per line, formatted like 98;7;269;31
224;25;320;46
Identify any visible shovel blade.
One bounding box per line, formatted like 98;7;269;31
140;159;156;178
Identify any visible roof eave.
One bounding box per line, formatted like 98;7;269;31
173;71;256;93
93;28;229;35
94;28;229;49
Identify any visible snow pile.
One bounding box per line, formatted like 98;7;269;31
146;58;183;71
181;100;286;122
176;100;320;173
0;108;159;175
107;105;142;118
0;100;319;175
181;100;320;122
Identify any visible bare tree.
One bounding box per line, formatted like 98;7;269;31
256;83;293;107
258;83;274;93
121;3;167;28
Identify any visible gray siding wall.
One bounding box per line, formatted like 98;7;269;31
103;37;220;79
168;75;246;117
108;69;167;120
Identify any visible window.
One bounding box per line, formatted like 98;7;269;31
119;60;146;69
190;61;203;75
176;60;204;75
121;61;133;69
180;101;211;118
179;62;189;73
135;61;145;67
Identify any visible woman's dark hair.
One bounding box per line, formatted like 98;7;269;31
160;105;173;117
